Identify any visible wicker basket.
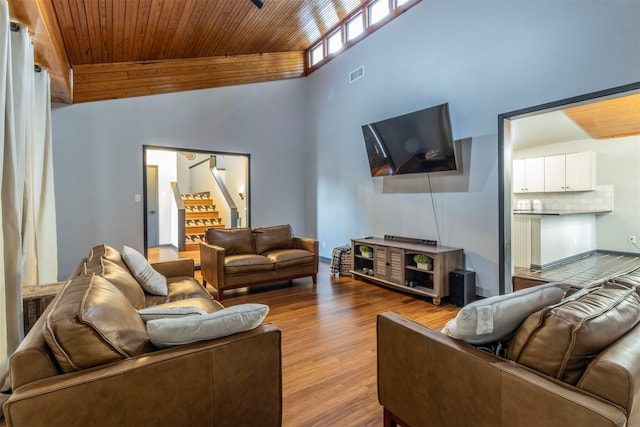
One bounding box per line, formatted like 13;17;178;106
23;282;65;334
339;252;352;275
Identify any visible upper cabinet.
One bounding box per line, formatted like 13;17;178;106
513;157;545;193
544;152;595;192
514;152;595;193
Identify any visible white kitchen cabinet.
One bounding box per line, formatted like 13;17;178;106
513;157;545;193
544;152;595;192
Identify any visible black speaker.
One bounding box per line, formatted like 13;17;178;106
449;269;476;307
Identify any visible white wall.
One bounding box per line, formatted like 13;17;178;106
533;215;597;266
307;0;640;296
52;78;309;279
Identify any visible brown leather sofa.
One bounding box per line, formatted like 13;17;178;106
2;244;282;427
200;224;318;300
378;266;640;427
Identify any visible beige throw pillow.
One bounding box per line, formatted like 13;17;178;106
146;303;269;348
122;245;168;296
442;282;570;344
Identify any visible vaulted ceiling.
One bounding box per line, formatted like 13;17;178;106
9;0;377;104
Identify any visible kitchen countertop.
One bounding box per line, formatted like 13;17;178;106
513;209;612;216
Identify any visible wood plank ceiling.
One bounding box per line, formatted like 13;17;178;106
9;0;367;104
564;93;640;140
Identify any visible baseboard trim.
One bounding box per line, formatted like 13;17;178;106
531;249;640;271
531;251;596;271
596;249;640;257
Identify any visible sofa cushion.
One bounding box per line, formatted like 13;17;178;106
122;245;168;296
86;243;129;271
206;227;255;255
146;303;269;348
441;282;570;345
44;274;153;373
85;258;146;309
265;249;315;269
224;254;274;275
508;284;640;385
144;277;214;306
253;225;294;255
577;321;640;413
609;267;640;288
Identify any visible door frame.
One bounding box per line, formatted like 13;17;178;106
497;81;640;295
142;145;251;257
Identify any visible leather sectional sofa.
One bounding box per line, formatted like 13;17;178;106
2;244;282;427
378;266;640;427
200;224;318;300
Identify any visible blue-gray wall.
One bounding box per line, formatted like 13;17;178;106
53;0;640;294
52;79;310;278
307;0;640;296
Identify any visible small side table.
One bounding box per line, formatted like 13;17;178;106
23;282;65;334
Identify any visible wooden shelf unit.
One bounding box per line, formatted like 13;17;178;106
350;238;464;305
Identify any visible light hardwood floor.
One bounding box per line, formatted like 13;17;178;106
219;268;459;426
148;247;459;426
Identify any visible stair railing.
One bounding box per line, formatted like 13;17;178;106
209;159;239;228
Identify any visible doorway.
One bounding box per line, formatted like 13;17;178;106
498;82;640;294
143;146;250;261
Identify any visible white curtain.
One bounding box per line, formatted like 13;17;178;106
0;0;58;393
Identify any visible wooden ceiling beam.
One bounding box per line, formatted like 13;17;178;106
9;0;73;104
72;51;306;103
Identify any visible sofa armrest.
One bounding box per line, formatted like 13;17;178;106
294;237;319;271
495;361;627;427
151;258;194;278
293;236;317;253
200;242;225;289
377;311;504;427
377;312;626;427
4;323;282;427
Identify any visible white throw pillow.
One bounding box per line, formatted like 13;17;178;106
147;303;269;348
122;245;168;296
442;282;570;344
138;306;207;322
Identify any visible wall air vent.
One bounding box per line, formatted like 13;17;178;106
349;66;365;84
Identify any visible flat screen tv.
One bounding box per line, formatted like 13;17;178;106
361;103;457;177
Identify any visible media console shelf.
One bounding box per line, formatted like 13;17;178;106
350;237;464;305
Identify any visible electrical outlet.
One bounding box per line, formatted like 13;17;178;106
630;236;637;244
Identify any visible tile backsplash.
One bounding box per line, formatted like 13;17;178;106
513;185;614;211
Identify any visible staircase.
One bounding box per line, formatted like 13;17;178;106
181;192;224;251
